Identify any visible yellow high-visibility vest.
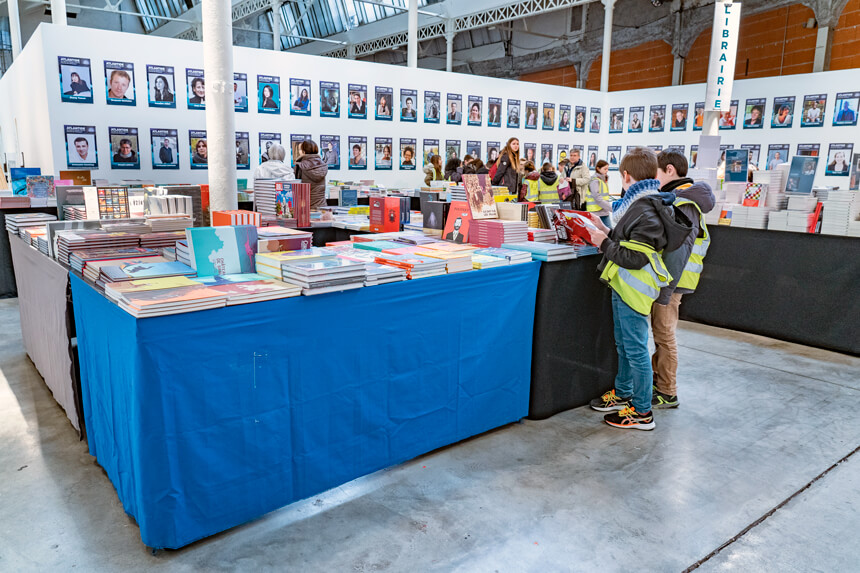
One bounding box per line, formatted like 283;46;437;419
600;240;672;315
673;193;710;292
524;176;560;202
584;177;612;212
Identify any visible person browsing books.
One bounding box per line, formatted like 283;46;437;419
253;144;295;181
585;147;693;430
294;139;329;209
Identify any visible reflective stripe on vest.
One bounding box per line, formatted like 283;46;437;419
525;178;560;202
599;240;672;315
673;194;710;292
584;177;611;212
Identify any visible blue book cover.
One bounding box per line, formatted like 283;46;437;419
122;261;196;279
186;226;258;277
10;168;41;196
191;273;267;285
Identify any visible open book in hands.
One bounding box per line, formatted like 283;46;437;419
553;210;604;246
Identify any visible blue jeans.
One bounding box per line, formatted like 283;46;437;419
611;290;653;413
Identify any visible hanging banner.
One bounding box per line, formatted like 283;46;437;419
705;0;742;111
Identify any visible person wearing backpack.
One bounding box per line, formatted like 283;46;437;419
491;137;521;197
649;150;715;409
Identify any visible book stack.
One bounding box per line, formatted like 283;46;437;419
69;247;160;273
146;215;192;232
0;196;31;208
570;244;601;257
139;231;187;249
257;226;314;252
63;205;87;220
260;214;298;228
501;241;577;262
364;262;407;286
373;254;447;279
117;285;229;318
101;220;150;234
819;191;860;236
528;228;556;242
281;259;367;295
787;195;818;212
470;220;529;247
473;247;533;264
80;255;167;284
847;220;860;238
104;275;200;302
731;206;773;229
5;213;57;236
354;240;412;252
766;211;789;231
535;205;560;229
255;248;337;279
527;211;540;229
786;210;816;233
186;225;258;276
496;202;529;222
175;240;192;267
471;254;508;269
211;210;261;226
56;230;140;265
147;194;193;216
414;250;473;274
98;261;196;289
448;185;467;203
253;179;299;216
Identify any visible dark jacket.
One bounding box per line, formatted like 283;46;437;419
492;152;519;197
656;178;716;303
295;154;329;208
597;192;693;275
449;166;464;183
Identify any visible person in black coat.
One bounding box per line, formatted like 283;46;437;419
491;137;521;197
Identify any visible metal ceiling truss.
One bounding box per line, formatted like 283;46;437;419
323;0;593;58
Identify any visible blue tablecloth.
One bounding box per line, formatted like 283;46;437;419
71;262;540;549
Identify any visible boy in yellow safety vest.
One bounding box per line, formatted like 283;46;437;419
650;150;716;409
584;148;693;430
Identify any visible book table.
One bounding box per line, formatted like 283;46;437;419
7;231;83;434
680;227;860;356
1;207;58;298
70;262;540;549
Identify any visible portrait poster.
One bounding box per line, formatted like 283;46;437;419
348;84;368;119
743;98;766;129
151;128;179;170
423;139;439;167
649;105;666;132
348;136;367;170
524;101;539;129
800;94;826;127
445;140;461;161
259;132;281;164
400;138;417;170
628;106;644;133
486;141;501;165
557;144;569;164
523;143;537;165
258;75;281;114
487;98;502;127
424;91;440;123
401;89;418;122
542;103;555;131
290;134;311;168
833;92;860;126
670;103;688;131
740;144;761;169
771;96;796;128
719;100;739;130
589;107;601;133
104;61;135;106
608;107;624;133
146;64;175;108
540;144;553;166
375;137;393;170
320;81;340;117
376;86;394;120
109;127;140;170
825;143;853;177
58;56;93;103
559;104;571;131
692;102;705;131
446;93;462;125
64;125;98;168
290;78;311;115
587;146;599;170
235;132;250;170
467;95;483;126
765;144;790;170
233;73;248;113
797;143;820;157
320;135;340;170
607;146;621;171
507;99;521;128
189;130;208;170
186;68;205;110
466;140;481;160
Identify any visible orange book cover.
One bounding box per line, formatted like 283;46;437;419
369;197;401;233
442;201;473;244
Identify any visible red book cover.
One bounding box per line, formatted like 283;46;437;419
443;201;473;244
370;197;401;233
809;201;823;233
258;237;313;253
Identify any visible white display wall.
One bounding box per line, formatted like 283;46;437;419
1;23;857;192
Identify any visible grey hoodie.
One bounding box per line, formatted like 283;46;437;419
656;178;716;304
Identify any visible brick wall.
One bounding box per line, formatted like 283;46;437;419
831;0;860;70
682;4;818;84
584;40;675;91
519;65;578;88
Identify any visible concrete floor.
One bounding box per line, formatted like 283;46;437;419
1;297;858;572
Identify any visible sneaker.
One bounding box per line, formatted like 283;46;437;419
604;406;656;431
652;389;679;409
589;389;632;412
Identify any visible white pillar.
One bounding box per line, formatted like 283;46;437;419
703;111;719;137
600;0;615;92
271;0;281;51
407;0;418;68
445;20;454;73
51;0;68;25
672;56;684;86
201;0;238;214
813;25;831;72
8;0;22;59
